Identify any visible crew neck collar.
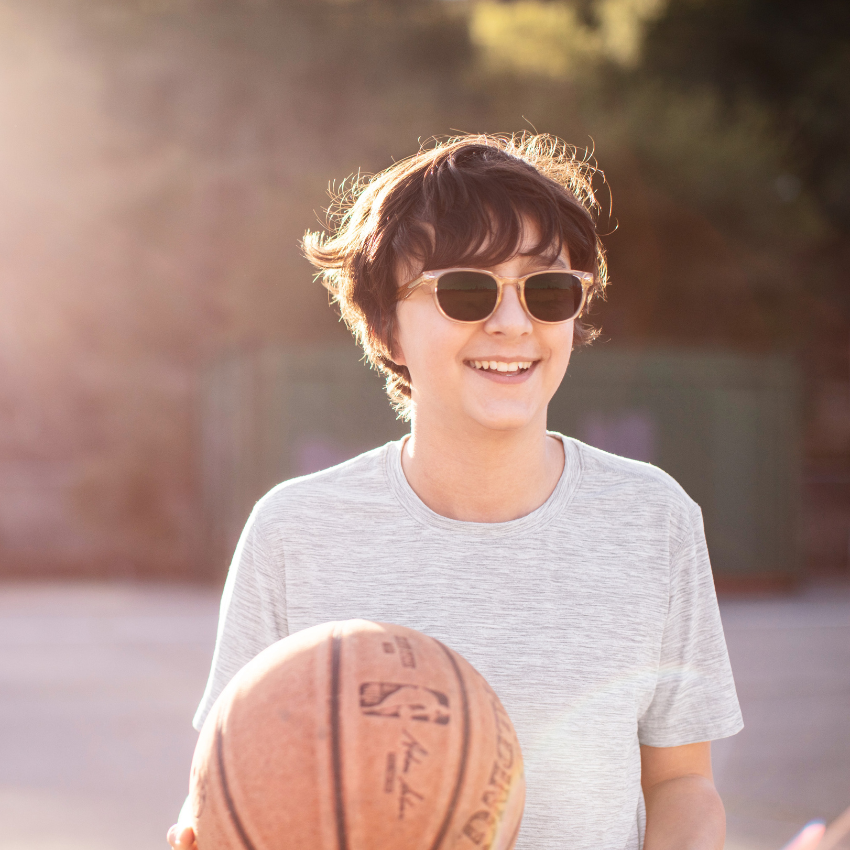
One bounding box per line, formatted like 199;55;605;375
384;432;581;536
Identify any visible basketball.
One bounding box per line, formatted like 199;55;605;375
189;619;525;850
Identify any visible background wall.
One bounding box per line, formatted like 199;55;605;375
0;0;847;584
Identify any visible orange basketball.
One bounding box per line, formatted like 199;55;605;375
189;619;525;850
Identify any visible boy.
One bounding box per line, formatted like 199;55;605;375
169;133;742;850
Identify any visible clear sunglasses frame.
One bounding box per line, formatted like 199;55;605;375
400;267;594;324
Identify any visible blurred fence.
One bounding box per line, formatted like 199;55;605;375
200;345;800;588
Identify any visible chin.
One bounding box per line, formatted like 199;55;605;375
466;404;542;434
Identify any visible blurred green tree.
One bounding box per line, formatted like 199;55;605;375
642;0;850;235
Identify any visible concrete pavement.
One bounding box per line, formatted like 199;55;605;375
713;587;850;850
0;583;218;850
0;582;847;850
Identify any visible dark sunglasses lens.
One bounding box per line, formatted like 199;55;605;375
524;273;584;322
435;271;499;321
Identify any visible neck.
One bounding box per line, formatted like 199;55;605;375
401;411;565;523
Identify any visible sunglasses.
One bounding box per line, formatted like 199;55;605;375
400;267;593;324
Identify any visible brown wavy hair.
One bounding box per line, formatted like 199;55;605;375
302;133;608;419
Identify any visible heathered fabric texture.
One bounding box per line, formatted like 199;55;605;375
194;434;743;850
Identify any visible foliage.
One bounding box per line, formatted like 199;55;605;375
470;0;665;77
641;0;850;233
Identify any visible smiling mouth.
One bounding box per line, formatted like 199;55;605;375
467;359;536;377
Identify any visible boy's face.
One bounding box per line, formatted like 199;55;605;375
393;222;575;437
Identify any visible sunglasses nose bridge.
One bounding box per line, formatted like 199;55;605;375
494;277;525;302
493;277;521;298
489;278;534;326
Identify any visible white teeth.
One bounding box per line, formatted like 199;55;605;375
470;360;534;372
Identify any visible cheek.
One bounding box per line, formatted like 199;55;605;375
393;301;467;374
543;323;575;376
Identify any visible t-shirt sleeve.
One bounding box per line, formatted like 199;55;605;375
638;502;744;747
192;507;289;731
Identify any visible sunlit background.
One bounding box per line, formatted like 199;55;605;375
0;0;847;848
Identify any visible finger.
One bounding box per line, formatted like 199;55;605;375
167;824;196;848
175;826;196;848
781;822;826;850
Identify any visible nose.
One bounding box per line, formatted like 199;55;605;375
483;282;533;336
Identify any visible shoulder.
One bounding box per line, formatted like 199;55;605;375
563;435;700;535
569;437;691;499
250;442;395;534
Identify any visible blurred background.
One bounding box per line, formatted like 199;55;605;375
0;0;847;848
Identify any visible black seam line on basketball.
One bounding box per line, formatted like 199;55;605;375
216;713;260;850
429;639;471;850
330;626;349;850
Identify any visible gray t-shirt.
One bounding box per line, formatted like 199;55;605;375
194;434;743;850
